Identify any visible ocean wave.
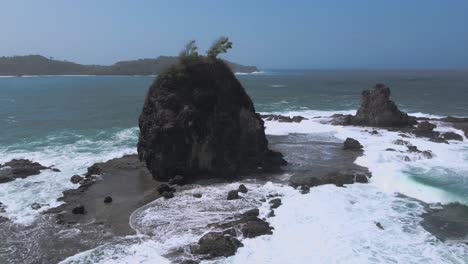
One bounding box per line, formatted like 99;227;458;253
262;109;468;205
0;127;139;225
235;71;267;76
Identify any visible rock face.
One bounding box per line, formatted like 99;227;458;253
138;59;286;181
347;84;416;127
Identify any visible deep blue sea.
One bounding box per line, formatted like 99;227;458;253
1;70;467;263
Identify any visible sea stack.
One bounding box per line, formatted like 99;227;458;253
347;84;416;127
138;57;286;181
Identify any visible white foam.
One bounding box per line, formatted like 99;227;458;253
0;127;139;225
213;183;468;264
59;237;171;264
263;111;468;204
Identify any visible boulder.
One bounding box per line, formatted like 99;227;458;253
70;175;83;184
346;84;416;127
442;132;463;141
137;59;286;181
269;198;282;209
227;190;240;200
241;220;273;238
191;231;243;258
193;193;202;198
343;138;363;151
72;205;85;215
104;196;113;203
238;184;248;193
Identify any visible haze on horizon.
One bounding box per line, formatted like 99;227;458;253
1;0;467;69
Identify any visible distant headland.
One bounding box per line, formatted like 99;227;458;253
0;55;259;76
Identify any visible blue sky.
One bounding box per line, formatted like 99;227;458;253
1;0;467;69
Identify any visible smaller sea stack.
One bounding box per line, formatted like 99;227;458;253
348;84;416;127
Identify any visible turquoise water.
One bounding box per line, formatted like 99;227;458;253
1;71;468;263
1;70;468;148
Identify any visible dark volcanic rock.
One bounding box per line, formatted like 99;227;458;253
103;196;113;203
343;138;363;151
137;59;286;181
70;175;84;184
414;121;439;138
227;190;240;200
241;220;273;238
290;169;371;189
191;231;243;258
441;132;463;141
346;84;416;127
238;184;248;193
269;198;282;209
0;159;49;183
421;203;468;242
72;205;85;215
375;222;384;230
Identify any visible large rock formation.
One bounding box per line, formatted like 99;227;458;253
347;84;416;127
138;58;286;181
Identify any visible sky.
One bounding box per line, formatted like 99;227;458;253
1;0;467;69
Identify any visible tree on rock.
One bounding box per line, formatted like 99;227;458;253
179;40;199;60
207;36;233;59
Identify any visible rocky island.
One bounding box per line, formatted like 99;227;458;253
0;55;258;76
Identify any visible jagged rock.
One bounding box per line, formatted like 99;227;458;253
137;59;286;181
238;184;248;193
442;132;463;141
72;205;85;215
343;138;363;151
269;198;282;209
191;231;243;258
227;190;240;200
290;169;371;189
241;220;273;238
104;196;113;203
345;84;416;127
70;175;83;184
0;159;49;183
85;164;103;177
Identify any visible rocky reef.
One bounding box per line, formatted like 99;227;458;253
0;159;59;184
138;58;286;181
343;83;416;127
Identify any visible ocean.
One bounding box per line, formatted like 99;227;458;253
1;70;467;263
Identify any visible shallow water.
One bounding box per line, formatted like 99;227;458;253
1;71;468;263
